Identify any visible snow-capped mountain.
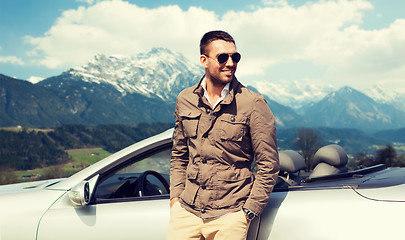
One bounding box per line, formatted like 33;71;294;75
304;86;405;132
254;80;335;110
255;80;405;115
16;48;205;126
57;48;203;102
247;86;304;128
363;85;405;112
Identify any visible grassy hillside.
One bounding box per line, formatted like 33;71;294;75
10;148;112;183
0;123;173;185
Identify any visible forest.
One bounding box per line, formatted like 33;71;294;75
0;123;173;172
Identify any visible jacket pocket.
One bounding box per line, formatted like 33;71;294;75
219;115;247;142
179;110;201;138
213;168;253;209
180;165;199;205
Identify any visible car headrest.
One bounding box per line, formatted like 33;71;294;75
279;150;306;173
313;144;348;167
309;162;340;178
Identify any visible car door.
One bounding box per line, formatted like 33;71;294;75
37;146;172;240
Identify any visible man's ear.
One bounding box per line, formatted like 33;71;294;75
200;55;208;68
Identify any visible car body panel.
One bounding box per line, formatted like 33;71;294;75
355;183;405;202
0;189;66;239
37;196;169;240
259;185;405;240
354;168;405;201
0;178;63;194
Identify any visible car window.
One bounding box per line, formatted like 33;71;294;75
94;147;171;201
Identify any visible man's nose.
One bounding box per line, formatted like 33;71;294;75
225;56;236;66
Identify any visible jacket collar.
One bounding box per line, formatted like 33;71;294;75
193;75;240;107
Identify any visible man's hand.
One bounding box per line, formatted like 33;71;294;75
170;197;179;208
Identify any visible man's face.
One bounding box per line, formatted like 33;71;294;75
200;40;238;86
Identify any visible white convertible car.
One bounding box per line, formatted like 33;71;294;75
1;128;405;239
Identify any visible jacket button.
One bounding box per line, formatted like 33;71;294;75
201;208;206;213
231;116;235;122
206;109;211;114
202;159;207;164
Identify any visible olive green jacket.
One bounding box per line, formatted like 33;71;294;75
170;76;279;219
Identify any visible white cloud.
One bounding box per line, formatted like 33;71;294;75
75;0;102;5
315;19;405;88
25;2;219;69
25;0;405;92
262;0;288;7
0;46;24;65
0;55;24;65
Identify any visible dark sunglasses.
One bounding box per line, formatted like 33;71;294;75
206;52;241;64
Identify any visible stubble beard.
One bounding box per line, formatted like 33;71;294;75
210;75;232;87
207;69;235;87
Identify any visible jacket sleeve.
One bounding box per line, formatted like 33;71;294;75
170;101;189;200
244;95;280;216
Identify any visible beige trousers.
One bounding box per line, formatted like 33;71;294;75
167;201;250;240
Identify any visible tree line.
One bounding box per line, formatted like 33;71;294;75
294;128;405;171
0;123;173;173
0;130;69;171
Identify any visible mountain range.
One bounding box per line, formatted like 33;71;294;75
1;48;404;135
304;87;405;132
0;49;201;127
256;80;405;113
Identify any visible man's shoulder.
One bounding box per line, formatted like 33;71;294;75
237;84;265;102
177;83;198;99
175;83;200;110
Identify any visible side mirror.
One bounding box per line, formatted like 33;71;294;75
69;174;99;206
69;181;90;206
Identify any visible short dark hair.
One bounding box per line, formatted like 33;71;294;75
200;30;235;55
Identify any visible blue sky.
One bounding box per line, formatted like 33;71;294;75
0;0;404;93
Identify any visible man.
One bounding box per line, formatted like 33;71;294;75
167;30;279;240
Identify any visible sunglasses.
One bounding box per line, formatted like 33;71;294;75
205;52;241;64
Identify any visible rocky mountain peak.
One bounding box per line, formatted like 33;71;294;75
63;48;203;101
305;85;405;132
